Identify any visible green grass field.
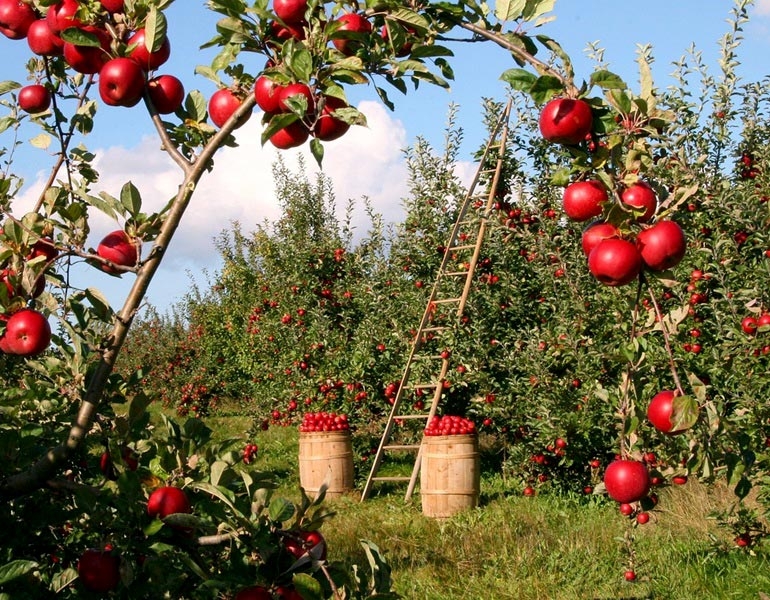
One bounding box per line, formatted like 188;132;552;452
200;414;770;599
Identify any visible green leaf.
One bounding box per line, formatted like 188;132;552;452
548;167;571;187
185;90;208;123
51;567;78;593
268;497;296;523
59;27;101;47
128;392;152;427
0;81;21;96
29;133;52;149
528;75;563;104
120;181;142;217
609;89;633;114
310;138;324;168
590;70;627;91
260;113;298;146
145;6;168;53
0;560;38;586
670;395;699;432
0;116;16;135
500;68;537;92
523;0;556;21
210;460;229;487
84;287;114;321
495;0;526;21
287;47;313;82
292;573;324;600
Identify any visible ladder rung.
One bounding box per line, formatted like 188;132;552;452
443;270;470;277
432;297;461;304
450;244;476;251
421;326;447;333
394;414;430;419
403;383;438;390
372;476;411;482
383;444;421;451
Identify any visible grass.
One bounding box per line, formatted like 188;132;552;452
180;412;770;599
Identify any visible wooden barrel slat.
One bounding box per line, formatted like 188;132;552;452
420;434;480;518
298;431;354;499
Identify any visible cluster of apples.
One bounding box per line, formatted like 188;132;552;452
0;0;185;114
424;414;477;436
538;97;687;286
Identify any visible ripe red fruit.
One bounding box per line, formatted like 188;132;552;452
0;308;52;356
647;390;692;435
78;549;120;593
100;0;124;13
636;512;650;525
275;586;304;600
208;88;251;129
523;485;535;496
581;221;619;256
127;28;171;71
26;18;64;56
735;533;752;548
46;0;81;34
619;502;634;516
672;475;688;485
742;316;758;335
97;230;138;273
283;530;327;560
18;84;51;113
562;180;607;222
332;12;372;56
147;74;185;114
277;82;314;114
636;220;686;271
603;459;650;503
235;586;272;600
147;486;191;519
274;0;308;25
758;314;770;330
98;57;146;107
254;75;284;113
0;0;37;39
621;181;657;222
62;26;111;74
269;120;309;149
624;570;637;582
588;238;642;286
313;96;351;142
538;97;593;145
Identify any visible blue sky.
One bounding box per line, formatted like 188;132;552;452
3;1;770;313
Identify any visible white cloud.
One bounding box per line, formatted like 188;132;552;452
755;0;770;15
14;100;411;310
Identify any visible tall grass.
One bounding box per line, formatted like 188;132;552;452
201;415;770;599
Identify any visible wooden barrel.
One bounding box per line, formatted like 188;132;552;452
298;431;354;499
420;434;480;518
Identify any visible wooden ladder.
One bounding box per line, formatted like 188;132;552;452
360;100;513;502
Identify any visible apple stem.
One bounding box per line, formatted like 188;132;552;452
646;283;685;396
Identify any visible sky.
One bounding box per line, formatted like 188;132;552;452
3;0;770;314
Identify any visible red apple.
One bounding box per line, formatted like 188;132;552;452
99;57;146;107
0;308;52;356
636;220;686;271
268;19;305;42
97;230;138;273
332;12;372;56
0;0;37;39
127;28;171;71
742;316;758;335
581;220;619;257
254;75;283;113
588;238;642;286
562;180;607;222
312;96;350;141
758;313;770;330
147;74;184;114
381;23;414;57
100;0;124;13
147;486;191;519
283;530;327;560
277;82;314;114
538;97;593;145
603;459;650;503
62;26;111;74
26;18;64;56
269;120;309;149
621;181;657;222
18;84;51;113
235;586;272;600
78;549;120;593
274;0;307;25
46;0;82;34
647;390;692;435
208;88;251;129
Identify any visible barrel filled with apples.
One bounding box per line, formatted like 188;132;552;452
297;412;354;499
420;415;480;518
